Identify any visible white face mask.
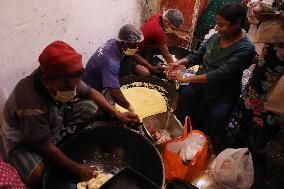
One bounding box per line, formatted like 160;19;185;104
51;89;77;103
123;48;138;56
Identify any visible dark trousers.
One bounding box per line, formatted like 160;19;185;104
175;84;236;141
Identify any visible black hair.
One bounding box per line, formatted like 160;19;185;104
216;3;247;28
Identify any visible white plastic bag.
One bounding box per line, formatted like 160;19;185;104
211;148;254;189
178;132;206;164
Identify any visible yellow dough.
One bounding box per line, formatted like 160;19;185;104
115;87;167;119
77;173;113;189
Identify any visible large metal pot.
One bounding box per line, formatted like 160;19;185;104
120;75;178;111
43;126;165;189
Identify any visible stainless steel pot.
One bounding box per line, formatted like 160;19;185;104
43;126;165;189
119;75;178;111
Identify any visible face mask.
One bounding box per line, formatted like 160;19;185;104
123;48;138;56
165;27;175;33
51;89;77;103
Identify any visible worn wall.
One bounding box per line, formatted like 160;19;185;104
0;0;142;94
139;0;161;23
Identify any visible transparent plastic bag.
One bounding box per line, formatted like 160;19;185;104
162;116;208;183
211;148;254;189
179;132;206;165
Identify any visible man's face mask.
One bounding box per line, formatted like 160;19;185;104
165;26;175;33
51;89;77;103
123;48;138;56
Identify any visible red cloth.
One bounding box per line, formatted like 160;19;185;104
139;14;167;51
38;40;83;77
159;0;209;31
0;156;27;189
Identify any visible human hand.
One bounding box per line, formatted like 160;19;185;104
179;35;191;47
73;163;96;181
165;61;186;73
165;69;183;81
165;64;178;80
116;111;140;124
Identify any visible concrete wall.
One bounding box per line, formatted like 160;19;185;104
138;0;161;23
0;0;142;94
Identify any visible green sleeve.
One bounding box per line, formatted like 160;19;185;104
185;34;217;67
207;46;255;83
185;41;207;67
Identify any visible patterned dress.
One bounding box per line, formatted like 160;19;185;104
233;45;284;152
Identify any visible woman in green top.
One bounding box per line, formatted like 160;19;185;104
166;3;255;150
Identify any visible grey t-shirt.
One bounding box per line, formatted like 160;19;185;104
2;69;91;152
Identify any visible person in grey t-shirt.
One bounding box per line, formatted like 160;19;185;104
2;41;139;187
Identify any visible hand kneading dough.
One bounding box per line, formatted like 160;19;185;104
115;87;167;119
77;173;113;189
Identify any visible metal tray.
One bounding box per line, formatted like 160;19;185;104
100;167;160;189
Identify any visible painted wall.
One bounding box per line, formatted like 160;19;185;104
0;0;142;94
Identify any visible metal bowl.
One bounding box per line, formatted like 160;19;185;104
43;126;165;189
119;75;178;111
142;111;184;152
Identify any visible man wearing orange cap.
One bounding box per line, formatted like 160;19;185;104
2;41;139;187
